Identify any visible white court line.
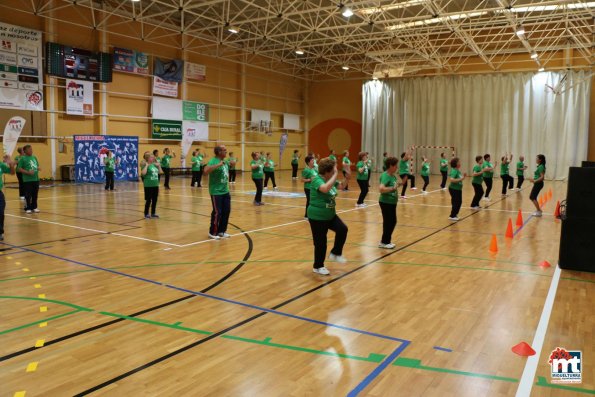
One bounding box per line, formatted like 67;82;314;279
166;192;304;209
6;213;182;247
7;189;139;203
515;264;561;397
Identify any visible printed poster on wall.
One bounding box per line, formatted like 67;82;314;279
113;47;149;75
152;119;182;140
183;101;209;121
74;135;139;183
66;79;94;116
185;62;206;81
181;121;208;156
0;22;44;110
153;76;178;97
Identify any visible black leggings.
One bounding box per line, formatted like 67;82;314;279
530;181;544;201
163;167;171;188
449;188;462;217
264;171;276;188
516;175;524;189
471;183;484;207
229;169;236;182
379;201;397;244
292;163;298;178
400;174;408;197
440;170;447;188
105;171;114;190
304;188;311;217
422;175;429;191
501;175;513;194
483;177;493;198
308;215;348;269
16;172;24;196
356;179;368;204
253;178;263;202
24;181;39;211
191;170;200;186
144;186;159;216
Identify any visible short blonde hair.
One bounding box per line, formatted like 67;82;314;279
318;157;336;174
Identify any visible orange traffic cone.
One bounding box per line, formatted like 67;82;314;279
539;196;544;206
505;218;514;238
489;234;498;253
548;189;552;200
539;260;552;268
516;209;524;227
554;201;561;218
512;341;536;356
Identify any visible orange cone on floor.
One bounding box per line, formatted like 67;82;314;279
516;209;524;227
489;234;498;253
505;218;514;238
512;341;536;356
554;201;561;218
539;260;552;268
548;189;552;200
539;196;544;206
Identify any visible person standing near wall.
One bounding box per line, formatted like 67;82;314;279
378;156;399;249
516;155;527;191
342;150;351;191
103;150;119;191
17;145;41;214
439;152;449;190
302;155;316;219
482;153;495;201
263;152;278;190
448;157;466;221
529;154;546;217
0;154;16;240
382;152;389;172
161;148;175;190
420;156;431;194
141;153;163;219
355;152;369;207
500;153;513;196
191;150;201;187
251;152;265;205
204;145;231;239
291;150;300;180
470;155;484;210
14;147;24;200
399;149;412;199
228;152;237;184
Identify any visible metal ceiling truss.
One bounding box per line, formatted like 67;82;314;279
9;0;595;81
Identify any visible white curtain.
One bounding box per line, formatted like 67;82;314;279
362;71;591;180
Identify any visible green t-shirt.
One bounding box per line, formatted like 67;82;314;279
307;175;338;221
398;159;409;175
161;154;172;168
500;162;509;176
379;172;398;204
516;161;525;176
449;168;463;190
14;155;21;174
313;159;318;172
18;155;39;182
0;162;11;188
302;167;317;189
191;156;200;171
291;154;299;165
228;157;237;170
342;157;351;166
104;157;115;172
251;160;264;179
356;161;368;180
264;160;275;172
534;164;545;181
440;159;448;172
482;161;494;178
421;162;430;177
382;157;388;171
143;163;160;187
472;164;483;184
329;154;337;162
207;157;229;195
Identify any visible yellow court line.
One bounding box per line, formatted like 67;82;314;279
34;339;45;347
38;294;46;299
14;391;26;397
25;362;38;372
39;306;47;312
38;322;47;328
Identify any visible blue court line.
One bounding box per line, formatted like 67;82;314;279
433;346;453;352
513;214;534;237
347;341;411;397
0;241;412;345
0;250;27;257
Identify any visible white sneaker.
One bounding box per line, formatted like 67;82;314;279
274;187;279;191
448;216;459;221
263;187;268;191
328;253;347;263
422;190;428;195
218;233;231;238
33;209;40;213
400;195;407;199
411;187;417;190
441;187;447;191
313;267;330;275
20;196;25;200
471;206;481;210
208;234;220;240
26;210;32;214
484;197;491;202
379;243;396;249
532;211;543;217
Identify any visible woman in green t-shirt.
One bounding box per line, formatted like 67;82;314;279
161;148;176;190
141;154;163;218
516;155;527;190
529;154;546;217
301;155;317;218
341;150;351;191
307;157;348;275
398;149;412;198
263;152;278;190
382;152;389;171
365;152;373;187
329;150;337;162
190;150;201;187
482;153;495;201
378;156;399;249
500;153;514;196
439;152;449;189
470;155;484;209
291;150;300;180
355;152;369;206
228;152;237;184
103;150;119;191
251;152;265;205
448;157;467;221
420;156;430;194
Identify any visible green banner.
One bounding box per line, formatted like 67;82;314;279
183;101;209;122
0;63;18;73
152;119;182;140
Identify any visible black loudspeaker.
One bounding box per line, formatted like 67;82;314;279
558;218;595;272
565;167;595;221
582;161;595;168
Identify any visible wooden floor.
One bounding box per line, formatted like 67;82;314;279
1;171;593;397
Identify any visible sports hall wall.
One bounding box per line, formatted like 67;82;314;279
0;4;306;183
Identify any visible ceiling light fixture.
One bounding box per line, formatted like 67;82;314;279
515;26;525;35
342;66;349;70
530;52;538;59
538;67;545;72
227;26;239;34
342;7;354;17
295;49;304;55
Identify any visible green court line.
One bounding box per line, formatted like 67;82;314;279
99;311;212;335
376;261;549;278
0;295;93;311
402;249;537;267
393;357;518;382
536;376;595;395
561;277;595;284
0;309;81;335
